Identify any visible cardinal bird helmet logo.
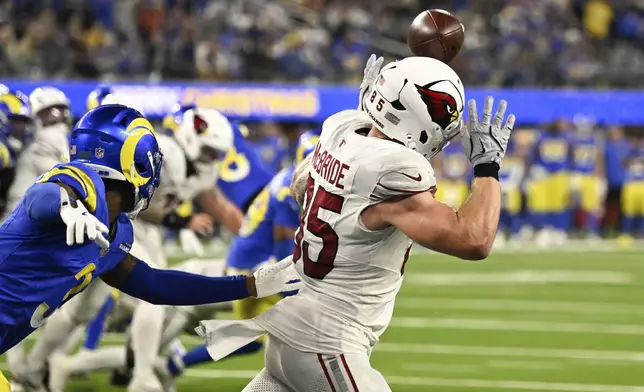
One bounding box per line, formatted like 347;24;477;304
414;81;460;130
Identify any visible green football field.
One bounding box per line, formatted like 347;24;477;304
5;247;644;392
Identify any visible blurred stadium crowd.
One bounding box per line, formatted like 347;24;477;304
0;0;643;247
0;0;643;86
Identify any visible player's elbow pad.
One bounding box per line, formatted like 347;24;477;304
24;182;61;221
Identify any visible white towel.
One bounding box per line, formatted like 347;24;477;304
196;319;267;361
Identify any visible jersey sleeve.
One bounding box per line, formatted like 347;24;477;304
370;149;437;201
99;214;134;273
37;163;99;213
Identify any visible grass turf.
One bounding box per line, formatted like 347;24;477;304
5;248;644;391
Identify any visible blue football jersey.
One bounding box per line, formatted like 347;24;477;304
252;135;290;175
571;134;600;174
533;132;571;173
227;166;299;271
0;162;133;353
217;124;272;211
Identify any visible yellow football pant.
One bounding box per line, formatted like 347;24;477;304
622;181;644;217
0;371;10;392
578;174;601;212
527;172;570;213
502;187;522;215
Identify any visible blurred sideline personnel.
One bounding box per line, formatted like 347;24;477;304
497;138;527;246
433;142;470;209
135;130;321;392
5;87;73;214
0;104;299;390
198;56;515;391
526;119;571;247
0;87;32;216
619;139;644;246
570;115;604;240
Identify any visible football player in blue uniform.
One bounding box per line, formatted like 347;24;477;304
0;105;298;389
86;84;117;111
570;117;604;240
526;120;572;246
0;88;32;217
618;140;644;247
151;131;318;390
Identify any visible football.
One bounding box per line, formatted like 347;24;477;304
407;9;465;64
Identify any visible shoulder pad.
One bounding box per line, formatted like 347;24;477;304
37;162;102;213
370;150;436;201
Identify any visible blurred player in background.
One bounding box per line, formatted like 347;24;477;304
618;138;644;247
526;119;572;247
130;130;319;392
570;115;604;241
497;137;527;247
0;87;32;217
604;125;631;231
6;87;72;213
434;142;470;209
250;122;291;175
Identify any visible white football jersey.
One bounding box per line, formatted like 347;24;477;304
5;129;70;215
256;110;436;355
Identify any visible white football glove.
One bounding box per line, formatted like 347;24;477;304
179;228;205;256
59;187;109;249
252;255;301;298
461;96;515;167
358;54;384;111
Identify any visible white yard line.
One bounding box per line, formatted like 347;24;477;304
375;342;644;362
405;270;634;286
396;297;644;315
181;369;644;392
390;317;644;335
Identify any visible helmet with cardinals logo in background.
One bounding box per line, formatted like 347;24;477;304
363;56;465;160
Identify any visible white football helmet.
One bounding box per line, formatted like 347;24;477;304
29;87;72;130
166;106;233;163
363;56;465;160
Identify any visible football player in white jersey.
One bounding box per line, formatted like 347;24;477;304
198;56;515;391
5;87;72;213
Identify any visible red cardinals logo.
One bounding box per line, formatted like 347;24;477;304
193;114;208;134
415;81;459;130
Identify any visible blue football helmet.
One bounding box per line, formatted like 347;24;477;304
70;104;163;215
295;130;320;164
86;85;115;112
0;89;32;152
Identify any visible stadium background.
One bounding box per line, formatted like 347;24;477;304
3;0;644;391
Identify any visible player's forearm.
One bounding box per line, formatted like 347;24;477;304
291;155;311;206
137;202;167;225
455;164;501;259
108;257;256;305
199;189;242;234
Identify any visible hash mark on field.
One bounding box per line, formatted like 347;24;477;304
397;298;644;315
181;369;644;391
376;342;644;362
389;317;644;335
405;271;633;286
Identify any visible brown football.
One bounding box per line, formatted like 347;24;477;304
407;9;465;64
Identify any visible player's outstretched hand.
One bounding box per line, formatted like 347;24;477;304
59;186;110;249
461;96;515;167
358;54;384;110
247;256;301;298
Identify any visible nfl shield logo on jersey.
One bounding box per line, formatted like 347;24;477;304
94;147;105;159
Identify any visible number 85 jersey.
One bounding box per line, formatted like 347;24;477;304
256;110;437;355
